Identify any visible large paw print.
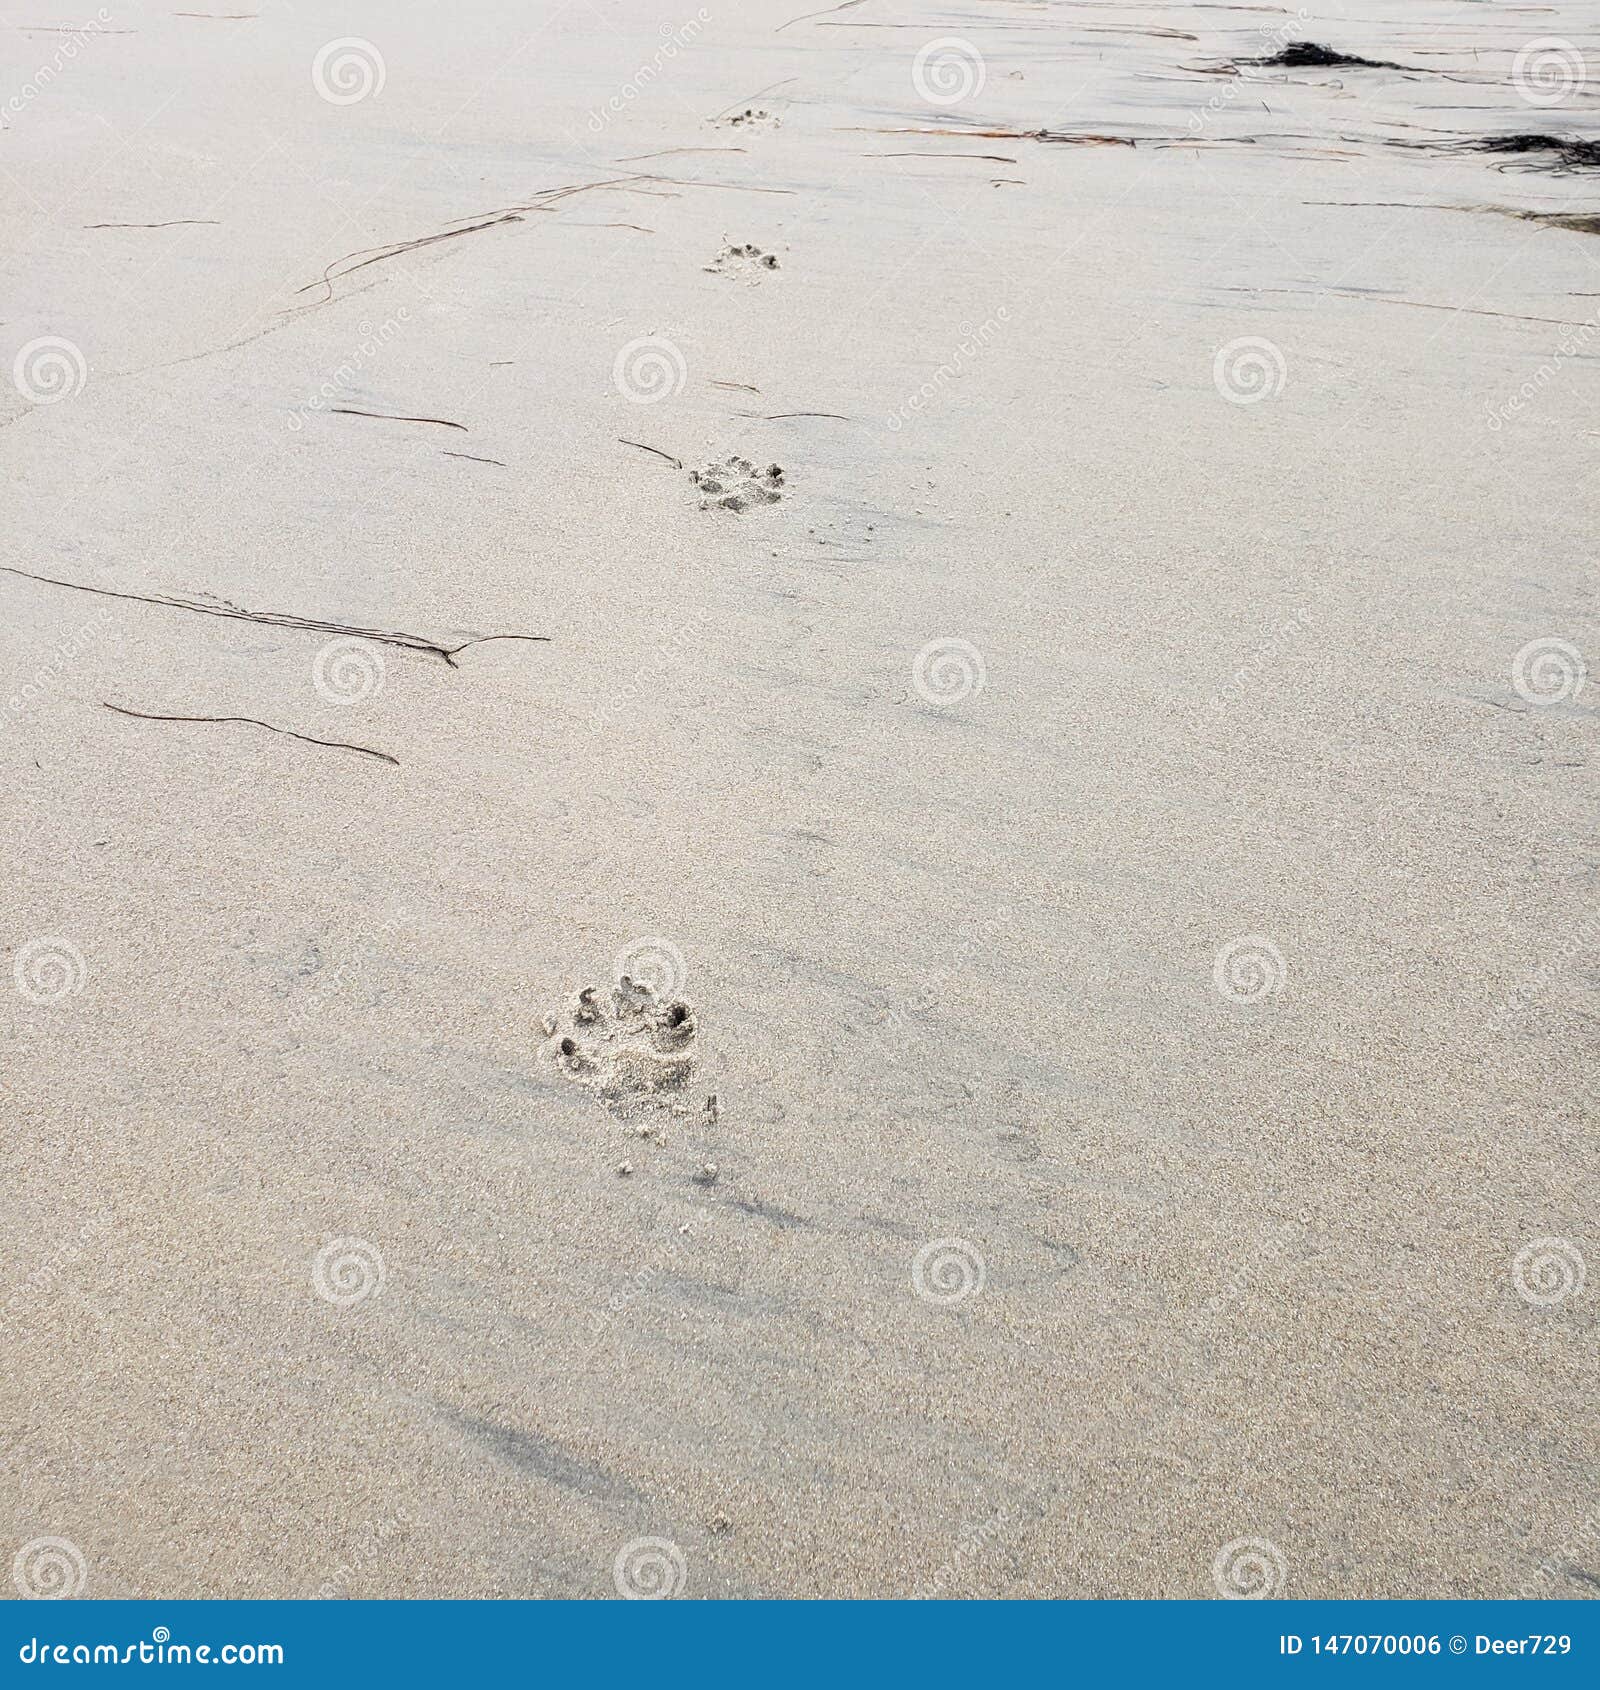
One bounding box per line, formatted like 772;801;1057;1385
546;977;698;1119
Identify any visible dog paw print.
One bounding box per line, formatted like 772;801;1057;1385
716;107;779;131
706;242;780;280
546;978;698;1120
690;456;783;513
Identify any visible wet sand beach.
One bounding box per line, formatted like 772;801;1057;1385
2;1;1596;1599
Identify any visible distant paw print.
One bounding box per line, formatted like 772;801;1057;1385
716;107;778;130
690;457;784;513
706;242;780;281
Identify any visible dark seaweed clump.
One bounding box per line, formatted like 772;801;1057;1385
1245;41;1406;72
1514;211;1600;238
1471;133;1600;173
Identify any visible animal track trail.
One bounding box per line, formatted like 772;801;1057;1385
690;456;784;513
706;241;780;281
546;978;700;1122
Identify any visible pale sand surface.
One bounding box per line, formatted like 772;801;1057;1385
2;1;1596;1599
